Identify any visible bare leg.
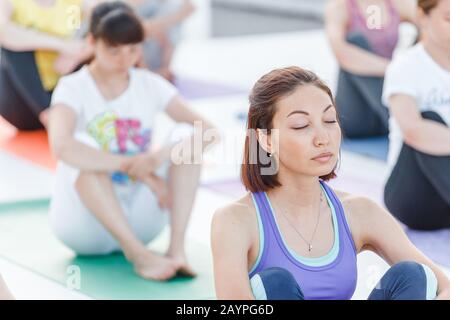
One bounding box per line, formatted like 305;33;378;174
75;171;178;281
142;173;170;209
164;162;202;277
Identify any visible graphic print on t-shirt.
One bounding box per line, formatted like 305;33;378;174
87;111;152;184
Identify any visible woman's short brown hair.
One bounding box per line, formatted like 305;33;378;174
240;66;340;193
418;0;440;14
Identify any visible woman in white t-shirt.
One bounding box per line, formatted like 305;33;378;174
382;0;450;230
47;2;217;281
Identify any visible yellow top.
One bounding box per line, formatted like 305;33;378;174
10;0;83;90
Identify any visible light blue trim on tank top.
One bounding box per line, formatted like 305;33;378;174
249;184;339;272
249;194;265;275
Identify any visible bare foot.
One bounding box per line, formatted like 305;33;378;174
131;249;178;281
166;252;197;278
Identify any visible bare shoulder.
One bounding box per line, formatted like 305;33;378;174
325;0;348;32
335;190;380;217
325;0;346;12
392;0;417;23
211;193;257;236
325;0;347;18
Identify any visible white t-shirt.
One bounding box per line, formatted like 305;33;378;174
51;66;178;155
51;66;178;187
382;43;450;174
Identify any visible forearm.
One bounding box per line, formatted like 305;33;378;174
55;138;125;172
143;5;193;38
405;120;450;156
337;44;390;76
0;23;65;52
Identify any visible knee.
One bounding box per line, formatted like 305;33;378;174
421;111;447;125
250;267;304;300
75;171;107;192
388;261;424;278
387;261;438;300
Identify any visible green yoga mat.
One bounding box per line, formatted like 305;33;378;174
0;201;216;300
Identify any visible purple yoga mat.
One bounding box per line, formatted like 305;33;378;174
203;177;450;268
202;173;383;202
404;228;450;268
174;76;247;100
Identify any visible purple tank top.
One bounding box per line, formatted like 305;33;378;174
347;0;400;59
249;180;358;300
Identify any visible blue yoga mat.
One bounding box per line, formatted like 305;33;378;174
342;136;389;161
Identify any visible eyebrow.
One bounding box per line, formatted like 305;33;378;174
287;104;334;117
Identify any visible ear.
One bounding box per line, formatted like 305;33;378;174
416;7;428;30
86;34;96;46
256;128;272;154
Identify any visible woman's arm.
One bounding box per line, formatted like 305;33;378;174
141;0;195;39
0;0;83;53
389;94;450;156
48;104;129;172
354;197;450;298
127;96;220;179
211;205;255;300
393;0;418;25
0;274;14;300
325;0;390;76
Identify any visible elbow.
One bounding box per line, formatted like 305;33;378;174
51;139;70;160
402;126;420;147
335;50;353;71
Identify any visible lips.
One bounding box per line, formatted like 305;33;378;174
311;152;333;161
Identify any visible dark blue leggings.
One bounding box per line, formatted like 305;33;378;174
250;261;438;300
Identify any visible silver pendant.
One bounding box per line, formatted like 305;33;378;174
308;244;312;252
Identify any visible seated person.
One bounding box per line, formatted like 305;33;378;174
211;66;450;300
383;0;450;230
128;0;195;81
48;1;217;281
325;0;416;138
0;0;96;130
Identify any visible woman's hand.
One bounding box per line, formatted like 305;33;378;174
54;39;92;75
123;150;165;181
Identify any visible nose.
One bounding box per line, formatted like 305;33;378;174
118;47;139;65
313;125;330;147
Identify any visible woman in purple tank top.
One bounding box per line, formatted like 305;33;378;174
211;66;450;300
325;0;417;138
